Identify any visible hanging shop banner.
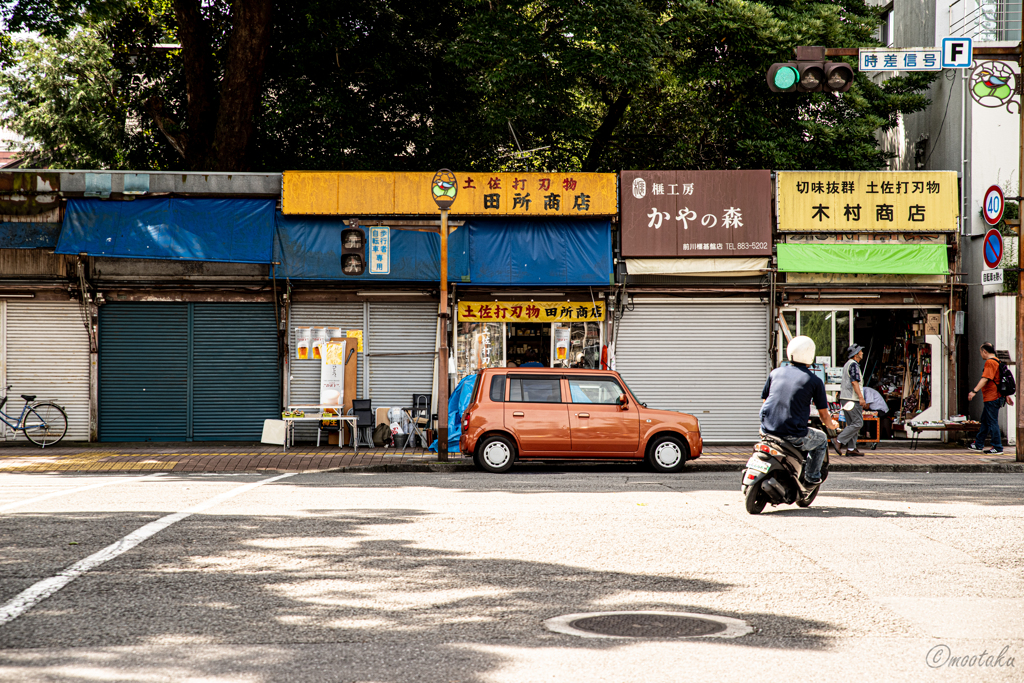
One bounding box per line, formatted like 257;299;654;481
619;170;772;257
458;301;605;323
784;232;945;244
319;340;348;407
777;171;958;232
282;171;617;216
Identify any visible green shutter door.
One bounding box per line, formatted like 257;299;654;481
191;303;279;440
99;303;190;441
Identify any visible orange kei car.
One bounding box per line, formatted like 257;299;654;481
460;367;702;473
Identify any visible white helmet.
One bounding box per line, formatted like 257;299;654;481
787;335;816;365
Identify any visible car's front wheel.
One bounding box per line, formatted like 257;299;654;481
647;434;688;473
475;434;516;473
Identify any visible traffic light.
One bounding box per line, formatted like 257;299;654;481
340;220;366;276
767;46;854;93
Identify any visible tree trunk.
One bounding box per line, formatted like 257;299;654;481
172;0;215;168
582;90;633;172
210;0;274;171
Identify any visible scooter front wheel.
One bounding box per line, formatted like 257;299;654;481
797;486;820;508
744;481;767;514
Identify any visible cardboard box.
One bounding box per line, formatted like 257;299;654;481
925;313;940;336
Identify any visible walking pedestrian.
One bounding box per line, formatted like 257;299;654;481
834;344;867;457
968;342;1008;453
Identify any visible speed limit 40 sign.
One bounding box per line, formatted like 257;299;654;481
984;185;1005;226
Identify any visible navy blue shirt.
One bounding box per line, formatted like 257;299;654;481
760;363;828;438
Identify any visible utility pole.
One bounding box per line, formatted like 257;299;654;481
431;170;458;462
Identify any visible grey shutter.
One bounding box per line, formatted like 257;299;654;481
288;302;364;440
99;303;189;441
614;301;768;443
4;302;91;441
368;302;436;411
192;303;279;440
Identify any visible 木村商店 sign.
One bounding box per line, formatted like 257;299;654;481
458;301;605;323
282;171;617;216
776;171;958;232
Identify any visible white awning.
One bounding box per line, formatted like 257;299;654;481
625;257;770;277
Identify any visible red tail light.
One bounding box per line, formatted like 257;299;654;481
755;443;781;457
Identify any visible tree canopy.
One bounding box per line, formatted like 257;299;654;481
0;0;936;172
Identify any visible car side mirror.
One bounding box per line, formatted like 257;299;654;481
618;394;629;410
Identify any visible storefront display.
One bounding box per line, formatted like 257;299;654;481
456;302;605;377
780;306;944;436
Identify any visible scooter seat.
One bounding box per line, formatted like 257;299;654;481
759;432;805;458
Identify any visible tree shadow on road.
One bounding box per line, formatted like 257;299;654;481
0;507;838;682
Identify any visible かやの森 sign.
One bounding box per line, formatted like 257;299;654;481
619;170;772;257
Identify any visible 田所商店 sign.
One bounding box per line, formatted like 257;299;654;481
282;171;617;216
458;301;605;323
776;171;958;232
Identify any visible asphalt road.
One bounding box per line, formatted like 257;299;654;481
0;468;1021;682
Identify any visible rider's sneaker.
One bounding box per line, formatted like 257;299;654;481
804;475;822;485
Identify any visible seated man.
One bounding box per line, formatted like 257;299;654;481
760;336;839;485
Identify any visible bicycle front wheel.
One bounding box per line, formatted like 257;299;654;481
22;402;68;447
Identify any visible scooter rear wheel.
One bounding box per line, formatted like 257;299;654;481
744;482;767;514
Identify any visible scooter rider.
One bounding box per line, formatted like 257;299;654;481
760;336;840;485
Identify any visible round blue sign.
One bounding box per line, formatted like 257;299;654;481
984;228;1003;269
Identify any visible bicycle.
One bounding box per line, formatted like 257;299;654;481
0;385;68;448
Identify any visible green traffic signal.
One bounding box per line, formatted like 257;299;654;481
773;66;799;90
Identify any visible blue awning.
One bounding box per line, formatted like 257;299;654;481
56;198;275;263
467;219;612;285
274;214;470;281
0;222;61;249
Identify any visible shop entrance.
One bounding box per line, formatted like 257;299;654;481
506;323;550;367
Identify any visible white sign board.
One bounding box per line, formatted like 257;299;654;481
860;48;940;72
982;268;1004;286
369;226;390;274
941;37;973;68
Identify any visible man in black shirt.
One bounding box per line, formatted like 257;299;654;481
761;336;839;484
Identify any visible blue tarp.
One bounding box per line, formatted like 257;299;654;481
0;222;61;249
56;198;275;263
467;219;612;286
429;374;477;454
274;214;470;281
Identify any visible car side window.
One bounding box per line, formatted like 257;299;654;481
489;375;506;402
507;377;561;403
568;377;624;404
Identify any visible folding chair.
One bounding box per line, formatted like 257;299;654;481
352;399;374;448
403;393;431;452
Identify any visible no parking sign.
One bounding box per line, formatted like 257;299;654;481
984;228;1003;269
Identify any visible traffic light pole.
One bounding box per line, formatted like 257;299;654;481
438;209;450;462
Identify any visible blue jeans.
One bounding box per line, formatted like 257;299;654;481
973;398;1005;450
783;428;827;481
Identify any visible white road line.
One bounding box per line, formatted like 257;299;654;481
0;473;168;513
0;472;296;626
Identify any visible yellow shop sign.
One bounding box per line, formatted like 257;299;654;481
457;301;605;323
777;171;958;232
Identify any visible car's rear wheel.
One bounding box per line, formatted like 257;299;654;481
647;434;688;473
476;434;516;473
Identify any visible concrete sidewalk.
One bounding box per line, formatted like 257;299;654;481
0;439;1021;473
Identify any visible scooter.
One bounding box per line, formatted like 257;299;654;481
741;427;836;515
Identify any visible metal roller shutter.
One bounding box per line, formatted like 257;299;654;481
288;302;364;441
368;302;437;411
614;301;769;443
4;301;91;441
99;303;189;441
192;303;279;440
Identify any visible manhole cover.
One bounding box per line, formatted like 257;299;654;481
544;611;752;640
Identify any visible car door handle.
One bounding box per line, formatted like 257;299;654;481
513;411;524;417
577;413;590;418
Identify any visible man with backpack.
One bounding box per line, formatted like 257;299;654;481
968;342;1014;454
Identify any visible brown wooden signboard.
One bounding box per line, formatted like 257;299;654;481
620;170;772;257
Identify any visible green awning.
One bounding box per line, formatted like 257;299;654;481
777;244;948;275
